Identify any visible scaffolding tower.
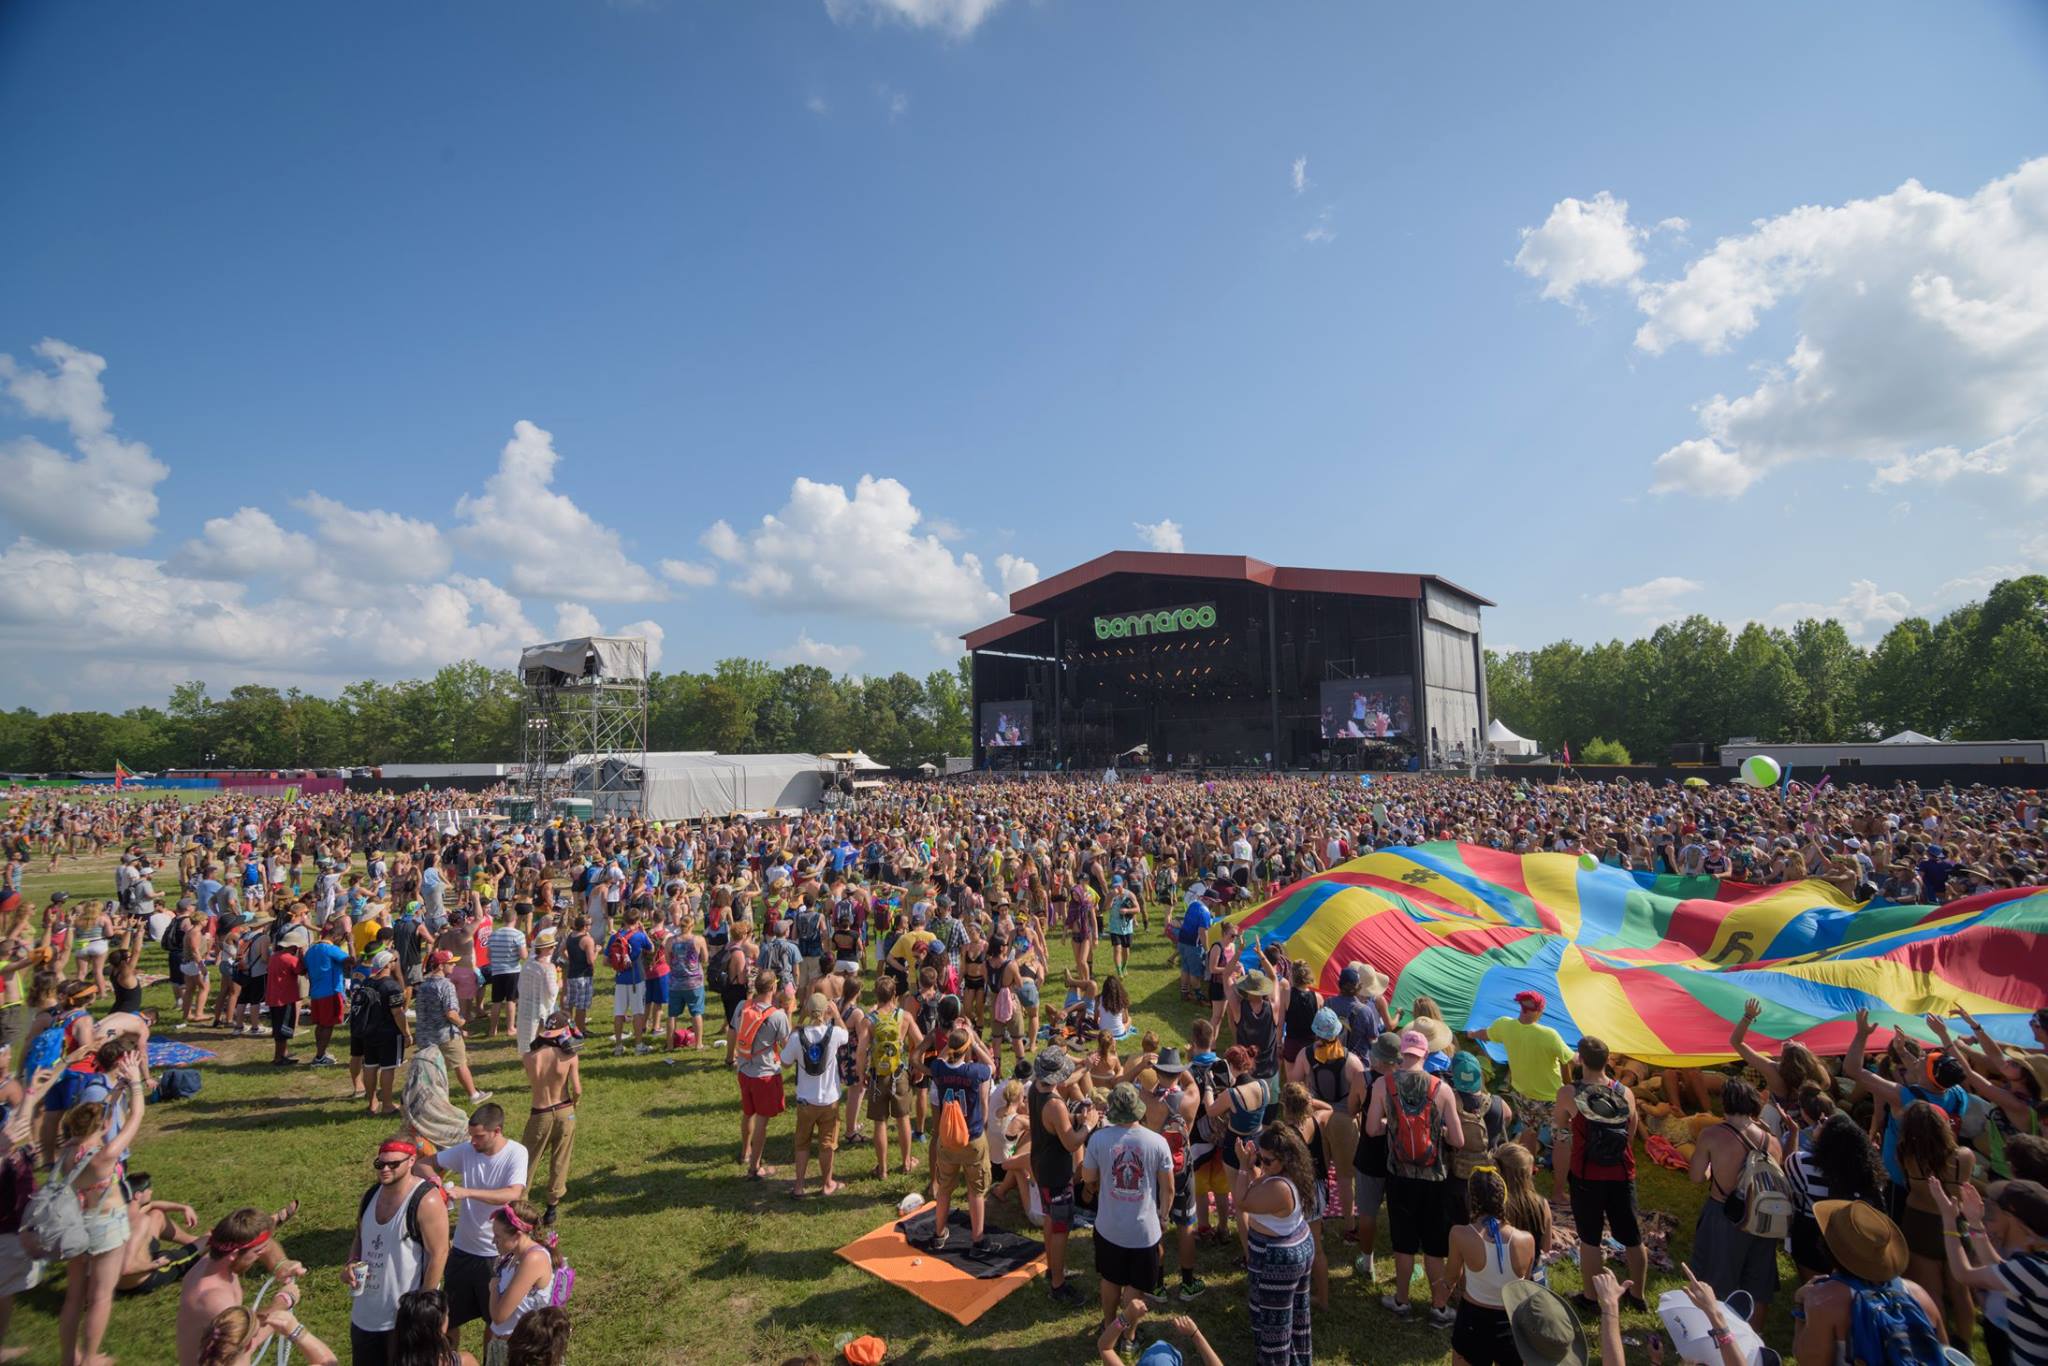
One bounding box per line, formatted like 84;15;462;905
517;636;650;819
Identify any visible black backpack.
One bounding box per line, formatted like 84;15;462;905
1575;1080;1632;1167
356;1180;432;1249
798;1025;835;1079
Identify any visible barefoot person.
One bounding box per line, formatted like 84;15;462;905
346;1138;450;1366
521;1015;582;1228
54;1052;147;1366
732;970;791;1180
781;993;849;1198
176;1209;307;1366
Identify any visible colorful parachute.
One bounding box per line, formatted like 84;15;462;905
1220;841;2047;1066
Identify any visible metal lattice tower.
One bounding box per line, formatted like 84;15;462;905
517;636;650;820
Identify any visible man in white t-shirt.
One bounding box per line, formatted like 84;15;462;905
780;993;849;1198
432;1104;530;1355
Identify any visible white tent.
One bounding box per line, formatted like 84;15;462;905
819;751;888;771
1487;718;1539;756
638;753;826;821
1879;729;1940;745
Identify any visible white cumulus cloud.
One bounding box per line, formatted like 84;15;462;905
660;558;717;587
995;553;1039;595
1133;518;1185;553
1625;159;2048;500
1594;575;1704;623
173;507;313;579
1765;579;1913;640
707;475;1007;627
296;492;451;582
1291;157;1308;195
0;339;170;549
824;0;1002;38
1513;192;1646;304
783;632;863;669
454;420;663;601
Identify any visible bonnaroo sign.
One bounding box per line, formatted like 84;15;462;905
1093;601;1218;640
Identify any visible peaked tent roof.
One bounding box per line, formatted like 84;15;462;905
1486;719;1531;744
1878;730;1941;745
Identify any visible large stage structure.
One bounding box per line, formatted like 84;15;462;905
517;636;650;818
963;552;1491;772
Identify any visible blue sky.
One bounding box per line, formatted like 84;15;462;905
2;1;2045;710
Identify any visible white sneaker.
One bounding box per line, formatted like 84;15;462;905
612;1043;625;1056
634;1043;652;1055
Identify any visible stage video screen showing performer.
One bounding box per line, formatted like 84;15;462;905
978;700;1032;748
1318;676;1413;739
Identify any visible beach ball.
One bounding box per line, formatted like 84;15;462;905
1739;754;1781;788
1578;851;1599;871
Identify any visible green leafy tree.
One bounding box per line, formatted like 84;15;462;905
1580;736;1631;765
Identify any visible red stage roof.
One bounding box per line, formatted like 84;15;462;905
962;551;1491;650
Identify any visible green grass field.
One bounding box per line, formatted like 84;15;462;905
6;845;1820;1365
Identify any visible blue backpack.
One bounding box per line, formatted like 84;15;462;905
153;1068;203;1102
24;1009;88;1076
1842;1273;1945;1366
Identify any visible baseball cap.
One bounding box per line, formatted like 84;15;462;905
371;950;397;970
1399;1029;1427;1058
428;949;456;966
1515;989;1547;1013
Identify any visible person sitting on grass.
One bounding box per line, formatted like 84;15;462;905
1094;1297;1225;1366
113;1170;206;1294
176;1208;308;1366
194;1303;337;1366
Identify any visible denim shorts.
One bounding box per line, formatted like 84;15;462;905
1178;943;1206;976
673;984;706;1015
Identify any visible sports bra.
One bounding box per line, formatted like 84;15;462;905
1461;1218;1521;1308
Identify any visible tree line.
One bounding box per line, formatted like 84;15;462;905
1483;574;2048;762
0;658;974;773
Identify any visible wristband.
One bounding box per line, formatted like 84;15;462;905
1708;1328;1732;1348
287;1324;306;1343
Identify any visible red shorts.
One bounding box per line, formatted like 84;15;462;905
739;1072;786;1120
310;994;345;1028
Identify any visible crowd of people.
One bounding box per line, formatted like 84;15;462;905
0;767;2041;1365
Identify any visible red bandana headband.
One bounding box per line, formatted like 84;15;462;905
211;1226;272;1257
378;1139;419;1158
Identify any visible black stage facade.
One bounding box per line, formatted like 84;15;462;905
963;552;1493;772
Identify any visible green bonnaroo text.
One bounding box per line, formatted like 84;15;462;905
1092;602;1218;640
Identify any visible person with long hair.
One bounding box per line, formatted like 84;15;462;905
1897;1098;1976;1347
1096;974;1131;1040
1233;1121;1316;1365
195;1304;338;1366
1731;996;1834;1147
1446;1166;1536;1366
1277;1081;1335;1310
1787;1105;1881;1278
390;1288;479;1366
1490;1143;1552;1275
503;1306;570;1366
55;1053;146;1366
482;1202;556;1366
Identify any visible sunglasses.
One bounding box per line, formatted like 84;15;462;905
372;1158;409;1171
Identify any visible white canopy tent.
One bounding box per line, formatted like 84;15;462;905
819;751;888;771
1487;718;1539;756
637;753;826;821
1879;730;1940;745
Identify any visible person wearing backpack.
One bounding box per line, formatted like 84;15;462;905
1365;1028;1464;1325
1289;1007;1365;1230
347;1137;451;1366
603;908;653;1058
48;1051;147;1366
1687;1077;1788;1329
857;975;923;1181
1793;1197;1951;1366
926;1023;997;1255
732;970;791;1181
1443;1052;1509;1226
779;993;849;1198
1552;1034;1650;1317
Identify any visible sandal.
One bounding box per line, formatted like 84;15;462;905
272;1199;300;1229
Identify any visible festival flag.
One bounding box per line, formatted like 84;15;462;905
1561;740;1571;765
113;760;129;791
1221;841;2043;1066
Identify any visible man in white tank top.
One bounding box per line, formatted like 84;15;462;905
347;1137;450;1366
